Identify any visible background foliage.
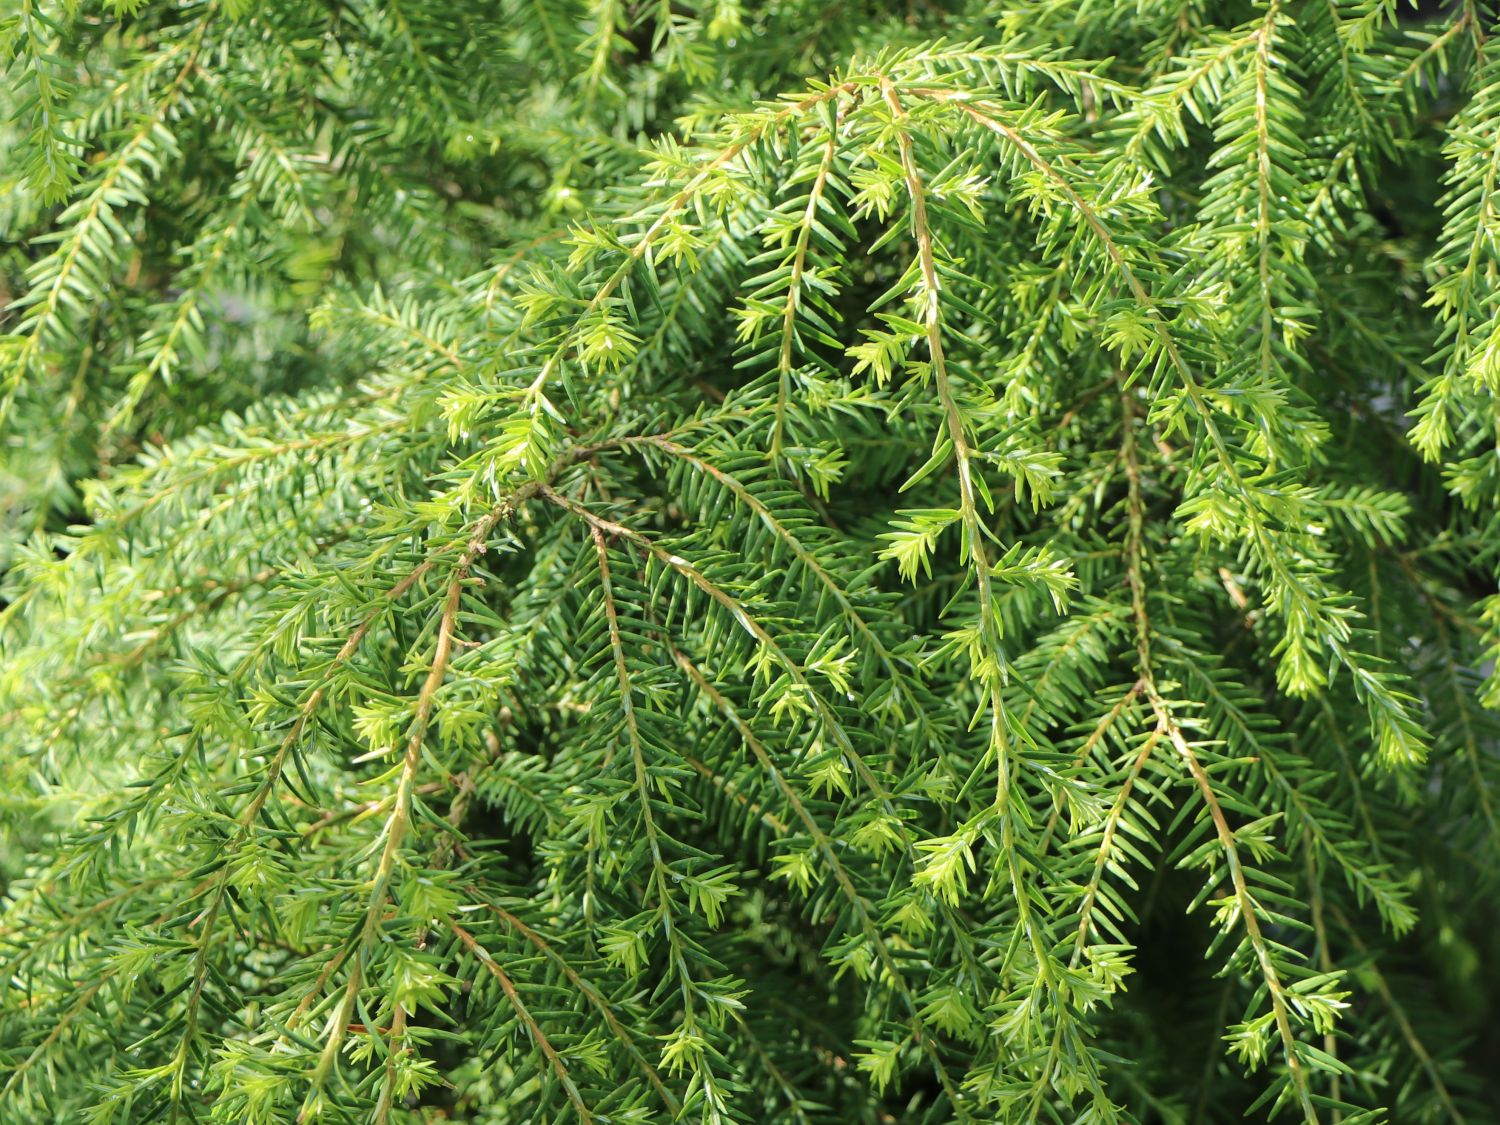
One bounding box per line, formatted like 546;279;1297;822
3;0;1500;1121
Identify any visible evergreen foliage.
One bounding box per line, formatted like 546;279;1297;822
3;1;1500;1121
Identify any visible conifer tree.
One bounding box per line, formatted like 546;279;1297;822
3;1;1499;1121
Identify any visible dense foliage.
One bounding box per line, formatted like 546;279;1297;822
3;0;1500;1121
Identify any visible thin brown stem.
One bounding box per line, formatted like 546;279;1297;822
452;923;594;1123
